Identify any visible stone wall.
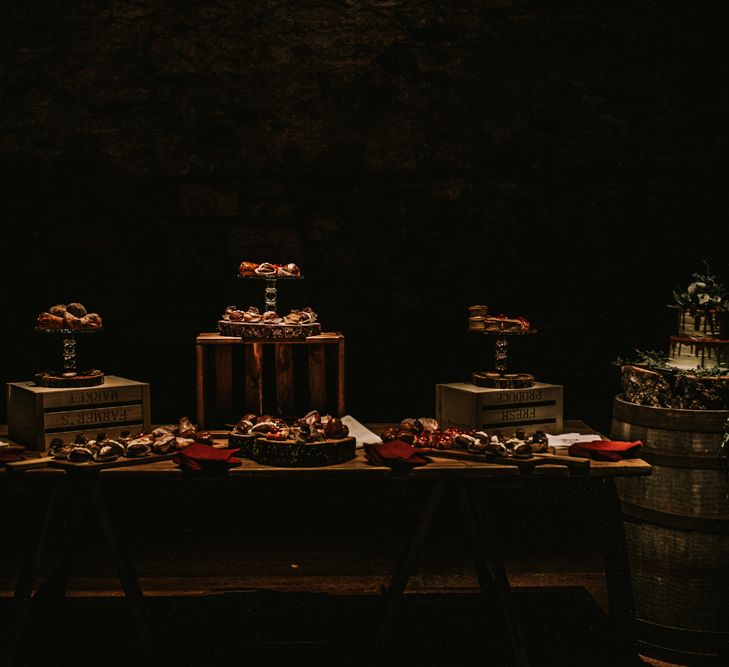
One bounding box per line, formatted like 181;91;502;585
1;1;726;429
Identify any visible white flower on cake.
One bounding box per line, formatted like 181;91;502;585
687;281;706;296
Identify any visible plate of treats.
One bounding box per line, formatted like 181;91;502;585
35;302;104;332
218;305;322;339
468;305;535;335
229;411;355;467
9;417;215;472
238;261;302;279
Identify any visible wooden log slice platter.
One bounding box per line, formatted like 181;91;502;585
218;321;321;340
229;432;356;467
34;370;105;388
471;372;535;389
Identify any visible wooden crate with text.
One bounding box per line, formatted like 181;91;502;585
7;376;151;450
436;381;563;433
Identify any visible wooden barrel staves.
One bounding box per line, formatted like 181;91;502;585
611;396;729;665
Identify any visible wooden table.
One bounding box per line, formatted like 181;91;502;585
3;421;650;666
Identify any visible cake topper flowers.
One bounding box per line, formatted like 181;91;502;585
671;262;728;312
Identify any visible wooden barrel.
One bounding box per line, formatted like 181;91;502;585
611;396;729;665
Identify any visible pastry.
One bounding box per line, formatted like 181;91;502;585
239;261;259;277
66;302;87;318
37;312;64;330
277;263;301;278
254;262;277;276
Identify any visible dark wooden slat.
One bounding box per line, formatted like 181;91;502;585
275;344;294;416
337;336;345;416
308;345;326;411
195;344;205;428
244;343;264;414
213;346;233;419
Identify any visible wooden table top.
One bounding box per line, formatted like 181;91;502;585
2;420;651;480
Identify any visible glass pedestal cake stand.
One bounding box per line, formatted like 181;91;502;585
34;328;104;387
239;273;304;313
472;328;537;389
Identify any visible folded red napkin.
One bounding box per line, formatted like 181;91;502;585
0;449;25;466
363;440;431;468
569;440;643;462
175;444;241;472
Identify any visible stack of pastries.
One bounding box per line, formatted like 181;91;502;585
239;261;301;278
36;302;103;331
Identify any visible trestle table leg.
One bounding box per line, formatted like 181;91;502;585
457;481;529;667
9;480;65;665
380;479;445;642
88;479;153;661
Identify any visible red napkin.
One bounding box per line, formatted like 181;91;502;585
174;444;241;472
569;440;643;462
0;449;25;466
363;440;431;468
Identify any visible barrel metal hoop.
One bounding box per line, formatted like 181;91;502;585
621;500;729;534
613;396;729;433
636;618;729;658
640;449;721;471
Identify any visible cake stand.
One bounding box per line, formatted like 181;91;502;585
34;328;104;387
472;328;537;389
238;274;304;313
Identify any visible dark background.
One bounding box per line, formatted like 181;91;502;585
1;1;727;432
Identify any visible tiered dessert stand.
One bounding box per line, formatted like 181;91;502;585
35;328;104;387
472;328;537;389
242;272;302;313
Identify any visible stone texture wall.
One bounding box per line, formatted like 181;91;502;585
1;1;727;428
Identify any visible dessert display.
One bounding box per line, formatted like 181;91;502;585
469;305;536;388
36;302;103;332
483;315;531;333
619;267;729;409
669;268;728;369
47;416;213;465
229;411;355;467
379;417;549;458
218;306;321;339
35;302;105;388
221;261;322;339
218;306;321;338
468;306;531;334
238;261;302;279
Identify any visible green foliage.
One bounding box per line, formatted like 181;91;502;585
614;348;729;377
671;261;728;311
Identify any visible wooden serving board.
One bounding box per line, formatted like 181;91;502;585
420;448;590;475
6;451;177;473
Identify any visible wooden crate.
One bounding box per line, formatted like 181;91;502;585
7;376;151;450
436;382;563;433
196;332;345;428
